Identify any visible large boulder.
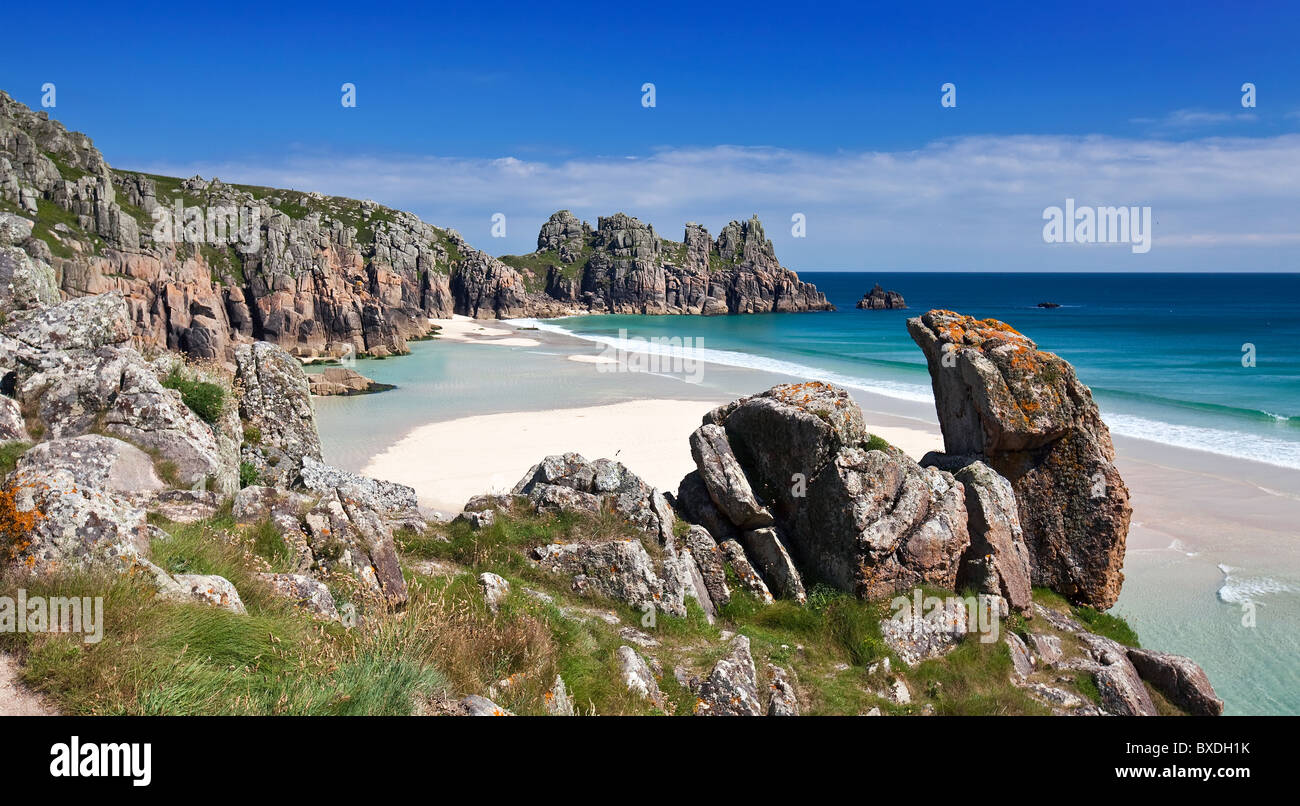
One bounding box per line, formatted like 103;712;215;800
234;341;323;488
3;466;149;574
685;382;970;600
907;310;1130;609
0;244;59;313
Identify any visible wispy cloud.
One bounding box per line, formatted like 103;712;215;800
129;133;1300;271
1131;108;1258;128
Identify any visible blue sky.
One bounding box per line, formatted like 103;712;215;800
3;0;1298;270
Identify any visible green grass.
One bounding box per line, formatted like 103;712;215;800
238;461;261;488
161;368;226;424
0;441;30;478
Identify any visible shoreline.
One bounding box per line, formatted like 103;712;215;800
321;316;1300;715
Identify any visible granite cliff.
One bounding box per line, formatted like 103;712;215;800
0;91;829;366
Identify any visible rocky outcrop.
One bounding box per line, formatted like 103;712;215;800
1126;647;1224;716
303;487;408;609
531;539;687;618
234;341;322;488
512;453;675;545
4;293;239;494
856;283;906;310
1;94;832;365
695;634;762;716
682;382;970;600
504;211;832;316
907;310;1131;609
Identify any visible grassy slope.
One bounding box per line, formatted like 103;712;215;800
0;496;1163;716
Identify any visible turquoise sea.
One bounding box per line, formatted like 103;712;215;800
526;272;1300;471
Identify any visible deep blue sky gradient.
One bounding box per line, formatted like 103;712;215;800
2;0;1295;167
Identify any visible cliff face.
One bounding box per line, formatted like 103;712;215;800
0;92;830;363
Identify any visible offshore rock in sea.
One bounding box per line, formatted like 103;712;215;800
907;309;1130;609
856;283;907;309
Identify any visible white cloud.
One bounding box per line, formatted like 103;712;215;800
1131;108;1258;128
128;132;1300;271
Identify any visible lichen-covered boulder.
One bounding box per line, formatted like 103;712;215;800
692;382;969;600
907;310;1131;608
16;434;164;496
257;573;339;620
3;467;149;574
303;489;408;609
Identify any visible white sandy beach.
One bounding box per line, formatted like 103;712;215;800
362;397;944;514
430;315;543;348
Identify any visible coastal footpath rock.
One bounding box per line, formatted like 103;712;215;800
689;382;969;600
907;309;1131;609
695;634;762;716
856;283;906;310
1126;648;1224;716
512;453;675;545
921;454;1033;613
234;341;323;488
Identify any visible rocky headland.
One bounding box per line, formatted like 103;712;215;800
1;91;830;369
